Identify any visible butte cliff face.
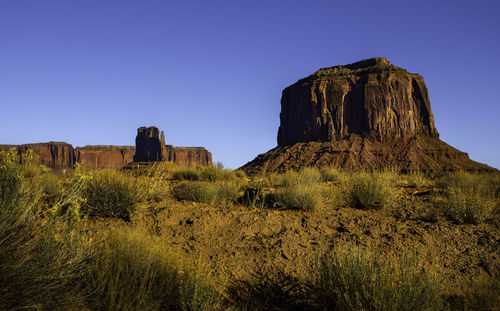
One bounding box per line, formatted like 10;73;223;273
133;126;166;162
0;142;76;169
243;58;494;174
133;126;212;167
1;127;212;169
278;57;438;146
75;146;135;169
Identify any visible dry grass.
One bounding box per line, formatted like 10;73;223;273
84;227;224;311
266;185;322;211
172;181;241;205
314;249;444;311
341;171;397;210
281;167;322;187
433;172;499;224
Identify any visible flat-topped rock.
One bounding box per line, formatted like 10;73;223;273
278;57;438;146
243;58;495;174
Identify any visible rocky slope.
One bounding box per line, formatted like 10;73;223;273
243;58;495;173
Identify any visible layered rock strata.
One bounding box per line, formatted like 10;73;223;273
1;127;212;169
0;142;75;169
242;58;495;174
133;126;165;162
75;146;135;169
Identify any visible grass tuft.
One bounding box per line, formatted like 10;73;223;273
314;249;444;311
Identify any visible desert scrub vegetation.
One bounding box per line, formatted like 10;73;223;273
314;249;444;311
433;171;499;224
172;163;243;182
320;166;345;183
84;227;224;311
265;185;322;211
226;266;314;310
0;149;91;310
172;181;240;205
281;166;322;187
79;168;140;220
341;171;397;210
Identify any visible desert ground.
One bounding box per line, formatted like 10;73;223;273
1;150;498;310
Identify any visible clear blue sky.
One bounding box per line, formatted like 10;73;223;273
1;0;499;169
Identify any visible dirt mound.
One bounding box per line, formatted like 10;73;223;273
242;135;496;174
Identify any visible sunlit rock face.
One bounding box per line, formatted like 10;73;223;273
277;57;438;146
242;58;496;174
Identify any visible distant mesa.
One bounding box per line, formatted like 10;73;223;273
132;126;212;167
242;57;495;174
0;126;212;169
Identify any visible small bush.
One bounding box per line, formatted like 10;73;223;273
84;228;224;311
38;173;62;195
198;165;225;182
226;267;314;310
343;172;395;210
281;167;322;187
0;166;22;209
172;181;240;205
80;169;139;220
266;185;321;211
436;172;498;224
0;153;90;310
440;186;495;224
315;250;444;311
320;166;344;183
173;168;200;181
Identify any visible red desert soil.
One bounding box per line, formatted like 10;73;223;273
129;187;500;296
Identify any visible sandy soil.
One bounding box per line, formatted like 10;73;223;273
131;188;500;296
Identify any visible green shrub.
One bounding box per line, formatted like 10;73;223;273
343;172;395;210
281;167;322;187
80;169;139;220
173;168;200;181
440;186;495;224
0;154;89;310
315;250;444;311
266;185;321;211
226;267;314;310
172;181;240;205
320;166;344;183
84;228;224;311
0;166;22;209
198;165;224;182
436;172;498;224
38;173;62;195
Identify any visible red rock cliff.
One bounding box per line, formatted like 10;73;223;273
242;58;495;174
0;142;75;169
75;146;135;169
278;57;438;146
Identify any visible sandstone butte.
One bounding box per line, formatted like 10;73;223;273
0;126;212;169
241;57;495;174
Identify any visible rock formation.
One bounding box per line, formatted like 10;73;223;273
133;126;212;167
1;127;212;169
133;126;165;162
242;58;495;174
164;146;212;167
75;146;135;169
0;142;75;169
